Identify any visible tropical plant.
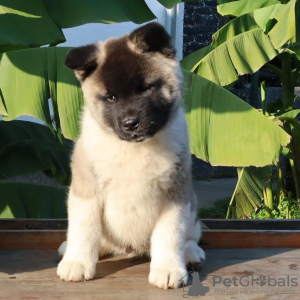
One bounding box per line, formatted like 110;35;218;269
0;0;298;219
0;0;200;218
181;0;300;219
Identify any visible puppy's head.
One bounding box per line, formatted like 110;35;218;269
66;22;181;143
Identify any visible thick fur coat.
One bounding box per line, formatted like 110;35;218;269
57;23;205;289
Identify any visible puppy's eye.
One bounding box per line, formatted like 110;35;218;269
107;95;117;102
145;85;154;92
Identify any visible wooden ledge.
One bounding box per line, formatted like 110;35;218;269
1;219;300;250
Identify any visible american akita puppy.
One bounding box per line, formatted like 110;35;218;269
57;22;205;289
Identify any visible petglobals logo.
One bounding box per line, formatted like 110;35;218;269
212;275;298;288
181;272;298;298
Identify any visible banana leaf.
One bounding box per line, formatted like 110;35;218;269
0;0;65;50
157;0;204;9
45;0;155;28
212;4;283;47
0;47;83;140
0;120;72;185
217;0;280;17
0;0;155;51
180;46;214;71
226;166;272;219
278;109;300;121
269;0;300;49
182;69;290;166
0;182;67;218
195;28;278;86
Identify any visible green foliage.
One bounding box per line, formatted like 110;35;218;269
194;29;278;86
227;167;272;219
198;198;231;219
217;0;281;17
212;4;283;47
0;1;165;218
0;182;67;218
251;197;300;219
0;47;83;140
157;0;205;9
182;0;300;219
0;120;72;185
0;0;156;52
1;0;300;219
183;69;290;167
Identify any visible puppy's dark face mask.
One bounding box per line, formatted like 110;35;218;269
65;23;180;143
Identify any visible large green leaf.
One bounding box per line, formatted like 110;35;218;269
156;0;180;8
269;0;300;49
180;46;214;71
195;28;278;86
278;109;300;121
156;0;203;8
0;0;65;51
182;69;291;166
0;182;67;218
45;0;155;28
0;120;72;184
217;0;280;17
278;109;300;141
226;166;272;219
0;47;83;139
0;0;156;50
212;4;283;47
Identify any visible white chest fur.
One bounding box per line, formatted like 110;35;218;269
79;108;188;251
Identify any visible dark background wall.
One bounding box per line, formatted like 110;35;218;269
183;1;237;179
183;0;224;57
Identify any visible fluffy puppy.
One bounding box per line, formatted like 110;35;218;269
57;22;205;289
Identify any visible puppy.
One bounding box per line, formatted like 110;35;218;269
57;22;205;289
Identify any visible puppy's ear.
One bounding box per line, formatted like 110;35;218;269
129;22;176;59
65;44;98;81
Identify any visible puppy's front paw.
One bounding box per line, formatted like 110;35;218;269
149;263;188;289
57;259;95;282
185;240;205;268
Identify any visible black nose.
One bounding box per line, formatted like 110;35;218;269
123;117;140;131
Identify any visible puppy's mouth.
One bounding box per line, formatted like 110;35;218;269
132;134;146;142
127;133;150;143
117;132;152;143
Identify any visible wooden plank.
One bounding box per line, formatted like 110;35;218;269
1;249;300;299
201;230;300;249
1;229;300;250
0;230;66;250
202;219;300;230
1;219;300;250
2;219;300;230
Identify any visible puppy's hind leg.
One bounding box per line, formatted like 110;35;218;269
58;241;67;257
184;209;205;268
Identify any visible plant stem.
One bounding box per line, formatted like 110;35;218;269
265;63;282;77
260;81;267;115
264;180;273;217
280;53;294;110
278;166;285;203
289;157;300;202
250;73;259;108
